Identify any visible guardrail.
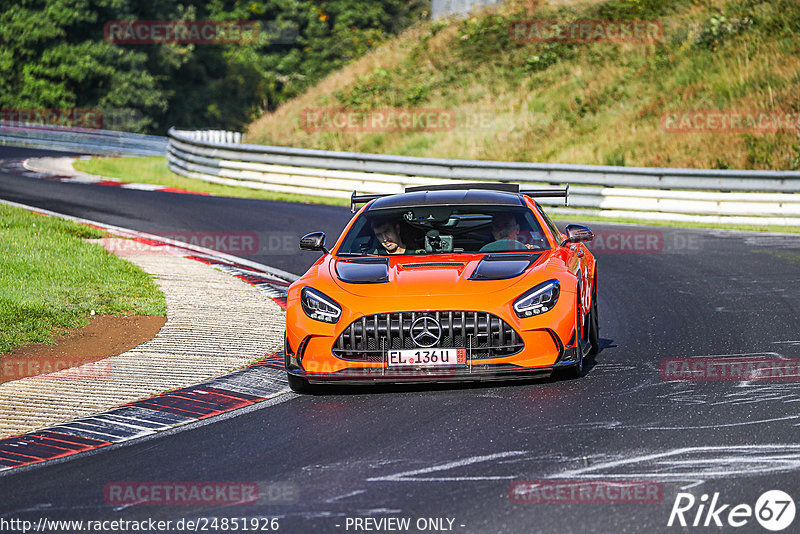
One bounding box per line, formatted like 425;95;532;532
0;121;166;156
167;128;800;226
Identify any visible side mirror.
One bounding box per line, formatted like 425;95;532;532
562;224;594;245
300;232;328;253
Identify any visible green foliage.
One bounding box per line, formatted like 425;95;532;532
790;135;800;170
456;14;513;58
592;0;694;20
334;68;395;109
0;0;427;133
694;14;754;51
604;147;628;167
743;133;778;169
522;45;574;73
0;0;168;131
713;157;731;169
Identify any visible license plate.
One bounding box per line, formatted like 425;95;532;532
387;349;466;367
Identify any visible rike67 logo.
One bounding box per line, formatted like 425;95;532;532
668;490;796;531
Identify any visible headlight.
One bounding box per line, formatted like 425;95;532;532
301;287;342;323
513;280;560;318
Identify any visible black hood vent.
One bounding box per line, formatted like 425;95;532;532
335;257;389;284
469;253;541;281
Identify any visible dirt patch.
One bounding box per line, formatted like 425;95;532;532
0;315;166;384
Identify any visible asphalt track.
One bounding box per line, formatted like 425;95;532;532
2;146;800;533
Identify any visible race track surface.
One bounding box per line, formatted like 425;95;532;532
2;147;800;533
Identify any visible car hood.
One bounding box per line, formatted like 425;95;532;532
330;252;546;297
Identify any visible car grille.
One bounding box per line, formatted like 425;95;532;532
333;311;524;362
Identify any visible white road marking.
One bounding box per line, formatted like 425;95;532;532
641;415;800;430
366;451;526;482
324;490;366;503
551;445;800;481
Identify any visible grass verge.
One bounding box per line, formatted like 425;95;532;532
0;203;167;353
73;156;349;206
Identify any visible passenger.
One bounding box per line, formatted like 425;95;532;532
371;218;407;255
480;213;536;252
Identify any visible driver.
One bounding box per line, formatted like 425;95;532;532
371;218;407;255
480;213;536;252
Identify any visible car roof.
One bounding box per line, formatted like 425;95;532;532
367;189;526;211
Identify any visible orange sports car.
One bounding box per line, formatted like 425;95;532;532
284;183;597;392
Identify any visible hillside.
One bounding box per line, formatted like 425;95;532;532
247;0;800;170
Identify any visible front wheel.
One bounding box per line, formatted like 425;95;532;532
569;291;584;378
588;277;599;356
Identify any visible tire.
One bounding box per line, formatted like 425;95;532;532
570;290;584;378
287;372;311;393
588;276;599;356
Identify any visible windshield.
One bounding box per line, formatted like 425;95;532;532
337;205;550;256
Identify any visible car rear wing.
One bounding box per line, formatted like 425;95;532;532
520;185;569;206
350;193;386;212
350;183;569;212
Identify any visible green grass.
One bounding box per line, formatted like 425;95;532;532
73;156;349;206
0;204;166;353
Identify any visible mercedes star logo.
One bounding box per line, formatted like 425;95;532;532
410;316;442;348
